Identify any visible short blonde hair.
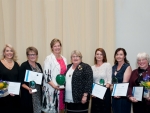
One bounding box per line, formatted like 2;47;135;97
137;52;150;63
1;44;17;61
71;50;82;59
50;38;62;51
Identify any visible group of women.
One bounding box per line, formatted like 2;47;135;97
0;38;150;113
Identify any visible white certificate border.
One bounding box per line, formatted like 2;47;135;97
112;82;129;97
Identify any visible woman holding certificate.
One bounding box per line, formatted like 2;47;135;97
0;44;20;113
128;52;150;113
42;38;67;113
65;50;93;113
91;48;112;113
112;48;132;113
19;47;43;113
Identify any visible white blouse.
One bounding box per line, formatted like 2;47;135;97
92;62;112;85
65;65;74;103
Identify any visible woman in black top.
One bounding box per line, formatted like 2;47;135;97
0;44;20;113
65;50;93;113
19;47;43;113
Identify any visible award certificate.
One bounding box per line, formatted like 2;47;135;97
92;83;107;99
8;82;21;95
132;86;143;101
112;83;129;96
24;70;43;85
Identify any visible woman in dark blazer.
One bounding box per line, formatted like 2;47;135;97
65;50;93;113
19;47;43;113
128;52;150;113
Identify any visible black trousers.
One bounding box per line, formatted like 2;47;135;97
66;102;89;113
133;98;150;113
91;88;111;113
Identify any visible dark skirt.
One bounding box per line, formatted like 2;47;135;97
66;102;89;113
91;88;111;113
112;97;131;113
0;95;21;113
132;98;150;113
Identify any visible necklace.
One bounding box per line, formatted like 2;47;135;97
3;59;14;69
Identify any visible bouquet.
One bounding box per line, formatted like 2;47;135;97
140;74;150;98
0;80;9;97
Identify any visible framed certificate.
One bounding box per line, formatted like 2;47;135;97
92;83;107;99
132;86;143;101
112;83;129;96
24;70;43;85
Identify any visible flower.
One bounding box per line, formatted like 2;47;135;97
78;65;82;70
0;80;9;90
140;74;150;89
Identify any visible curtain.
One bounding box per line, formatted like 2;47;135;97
0;0;115;66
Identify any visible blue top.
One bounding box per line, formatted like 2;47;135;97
112;63;129;83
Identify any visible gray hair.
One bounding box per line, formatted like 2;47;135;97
137;52;150;63
71;50;82;59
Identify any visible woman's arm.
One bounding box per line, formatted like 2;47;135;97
106;63;112;88
81;64;93;103
123;66;132;82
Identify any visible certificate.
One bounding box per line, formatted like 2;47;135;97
112;83;129;96
132;86;143;101
24;70;43;85
92;83;107;99
8;82;21;95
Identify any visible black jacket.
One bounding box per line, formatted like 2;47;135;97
66;62;93;103
19;61;43;108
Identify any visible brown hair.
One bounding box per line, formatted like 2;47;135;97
26;47;38;56
94;48;107;64
50;38;62;51
1;44;17;61
114;48;129;64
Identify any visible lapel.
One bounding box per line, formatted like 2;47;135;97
51;53;60;72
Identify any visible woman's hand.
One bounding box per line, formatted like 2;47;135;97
28;88;35;94
145;97;150;101
81;96;87;104
10;93;15;96
129;96;138;102
114;96;121;98
48;81;59;90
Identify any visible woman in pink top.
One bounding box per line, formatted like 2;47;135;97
42;38;67;113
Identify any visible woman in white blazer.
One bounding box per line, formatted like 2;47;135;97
42;38;67;113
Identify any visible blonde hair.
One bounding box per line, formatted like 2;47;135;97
137;52;150;63
71;50;82;59
1;44;17;61
50;38;62;51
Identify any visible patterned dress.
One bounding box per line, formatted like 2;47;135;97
30;64;42;113
42;53;67;113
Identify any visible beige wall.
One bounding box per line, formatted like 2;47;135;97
0;0;115;66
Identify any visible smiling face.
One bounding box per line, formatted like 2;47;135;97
95;51;103;62
51;42;61;55
3;47;14;59
137;58;149;69
115;50;125;63
27;51;37;62
71;54;81;65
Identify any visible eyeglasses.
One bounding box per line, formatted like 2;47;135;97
72;56;80;58
28;54;37;56
137;59;147;62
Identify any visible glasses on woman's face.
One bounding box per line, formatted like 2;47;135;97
28;54;37;57
137;59;147;63
72;56;80;58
